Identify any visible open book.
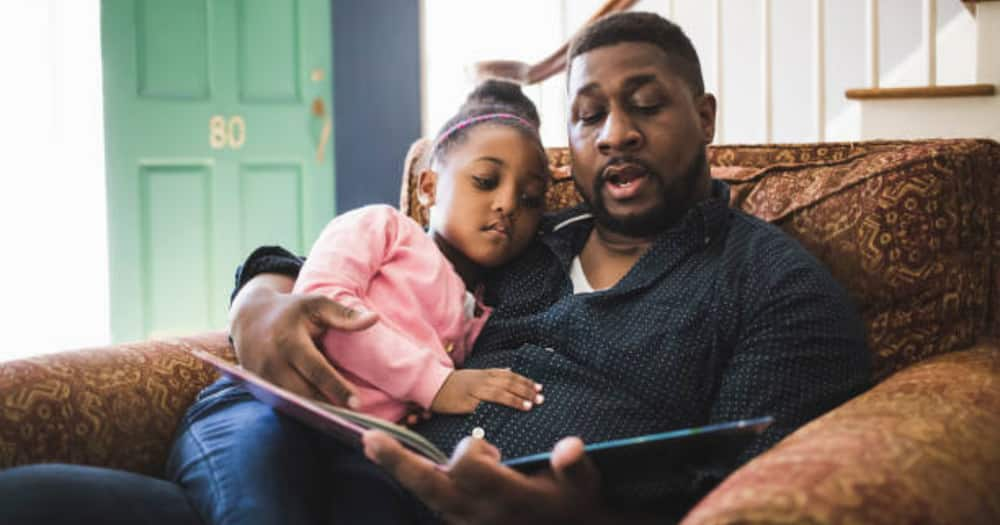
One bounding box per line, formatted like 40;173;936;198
192;349;772;476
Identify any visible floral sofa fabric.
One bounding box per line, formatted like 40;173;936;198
3;139;998;524
0;333;231;477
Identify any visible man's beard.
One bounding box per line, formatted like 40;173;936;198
577;148;708;238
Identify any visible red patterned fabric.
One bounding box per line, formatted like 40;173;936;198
681;338;1000;525
0;333;231;476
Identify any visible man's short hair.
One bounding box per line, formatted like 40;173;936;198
568;12;705;96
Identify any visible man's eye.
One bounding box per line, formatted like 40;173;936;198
634;102;663;114
472;176;498;189
578;111;605;125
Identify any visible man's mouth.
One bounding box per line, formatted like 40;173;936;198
601;163;649;199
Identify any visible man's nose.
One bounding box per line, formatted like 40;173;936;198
596;110;642;154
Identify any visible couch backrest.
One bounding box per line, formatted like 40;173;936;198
400;138;1000;380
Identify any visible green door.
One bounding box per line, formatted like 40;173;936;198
102;0;334;342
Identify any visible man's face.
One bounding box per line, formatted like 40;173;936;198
567;42;716;237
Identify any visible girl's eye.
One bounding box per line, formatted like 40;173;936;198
472;175;498;190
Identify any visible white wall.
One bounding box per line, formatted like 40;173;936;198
0;0;110;361
422;0;982;146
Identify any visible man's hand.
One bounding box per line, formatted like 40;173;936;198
363;431;645;525
228;273;377;406
430;369;544;414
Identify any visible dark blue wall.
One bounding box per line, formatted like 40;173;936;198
332;0;422;213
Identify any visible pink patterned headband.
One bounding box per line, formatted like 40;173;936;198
433;112;538;150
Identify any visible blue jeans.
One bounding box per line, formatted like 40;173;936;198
0;378;436;525
0;463;201;525
166;377;437;525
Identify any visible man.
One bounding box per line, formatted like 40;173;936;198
0;12;869;525
214;11;870;524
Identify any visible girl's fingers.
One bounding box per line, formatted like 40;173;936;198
486;370;543;404
474;386;534;411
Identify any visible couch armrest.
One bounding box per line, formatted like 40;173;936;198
0;332;232;477
682;338;1000;525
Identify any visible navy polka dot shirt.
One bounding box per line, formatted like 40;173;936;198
235;181;871;517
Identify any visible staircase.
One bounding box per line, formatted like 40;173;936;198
847;0;999;140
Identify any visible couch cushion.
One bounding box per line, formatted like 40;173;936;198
711;140;998;379
0;333;232;477
679;338;1000;525
401;139;1000;380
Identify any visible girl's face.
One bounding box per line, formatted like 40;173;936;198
420;124;548;269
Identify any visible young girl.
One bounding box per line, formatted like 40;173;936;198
293;81;549;423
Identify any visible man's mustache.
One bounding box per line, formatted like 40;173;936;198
599;157;658;181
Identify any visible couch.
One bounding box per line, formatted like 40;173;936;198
2;138;998;524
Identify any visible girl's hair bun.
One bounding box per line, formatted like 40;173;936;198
462;80;540;129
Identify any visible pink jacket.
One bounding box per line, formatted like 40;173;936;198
294;205;492;422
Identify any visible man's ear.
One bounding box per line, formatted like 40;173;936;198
417;169;437;207
696;93;717;144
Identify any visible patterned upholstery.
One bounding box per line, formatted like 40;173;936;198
1;139;997;524
0;333;231;477
681;338;1000;525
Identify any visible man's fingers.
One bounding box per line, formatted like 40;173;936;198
301;294;377;332
550;437;601;497
363;430;462;514
261;367;325;401
287;342;359;407
448;437;534;500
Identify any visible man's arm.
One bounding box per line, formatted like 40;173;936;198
702;244;872;489
228;246;377;406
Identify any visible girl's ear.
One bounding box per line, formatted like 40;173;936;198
417;169;437;207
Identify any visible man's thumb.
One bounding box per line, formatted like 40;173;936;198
550;437;600;496
303;295;378;331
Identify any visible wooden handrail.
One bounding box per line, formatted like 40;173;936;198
845;83;996;99
472;0;639;85
964;0;1000;15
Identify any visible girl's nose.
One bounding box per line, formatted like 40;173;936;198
493;184;518;215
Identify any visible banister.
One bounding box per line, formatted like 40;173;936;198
472;0;639;85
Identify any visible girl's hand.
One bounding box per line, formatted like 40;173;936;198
404;405;433;427
430;369;543;414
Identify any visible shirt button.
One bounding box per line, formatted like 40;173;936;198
471;427;485;439
544;347;555;352
704;236;711;245
444;342;454;353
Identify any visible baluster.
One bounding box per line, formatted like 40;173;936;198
814;0;826;140
762;0;772;142
867;0;880;88
924;0;937;86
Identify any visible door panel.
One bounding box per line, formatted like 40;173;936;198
135;0;211;99
236;0;302;103
238;162;304;255
141;163;213;336
103;0;334;342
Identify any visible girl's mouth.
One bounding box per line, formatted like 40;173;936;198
483;223;510;238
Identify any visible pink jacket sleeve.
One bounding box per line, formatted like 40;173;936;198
293;205;454;409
